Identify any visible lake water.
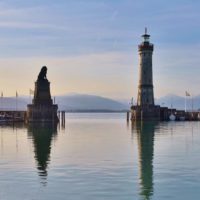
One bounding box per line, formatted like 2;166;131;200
0;113;200;200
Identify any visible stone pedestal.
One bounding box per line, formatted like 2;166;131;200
131;105;160;121
27;80;58;122
33;81;52;105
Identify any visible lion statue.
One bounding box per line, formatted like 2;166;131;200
37;66;48;81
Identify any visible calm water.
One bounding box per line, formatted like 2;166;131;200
0;113;200;200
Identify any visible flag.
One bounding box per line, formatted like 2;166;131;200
131;97;133;105
185;91;190;96
16;91;18;98
29;89;34;95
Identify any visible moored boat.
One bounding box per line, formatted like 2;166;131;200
169;114;176;121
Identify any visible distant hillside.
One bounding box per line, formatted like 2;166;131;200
0;97;29;111
0;94;129;111
3;93;197;112
155;94;200;110
56;94;129;111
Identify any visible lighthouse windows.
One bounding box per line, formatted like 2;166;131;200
142;52;151;58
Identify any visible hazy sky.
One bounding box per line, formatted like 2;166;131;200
0;0;199;99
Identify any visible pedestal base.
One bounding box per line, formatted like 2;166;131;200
131;105;160;121
27;104;58;122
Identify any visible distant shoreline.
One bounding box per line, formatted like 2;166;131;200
0;110;129;113
63;110;129;113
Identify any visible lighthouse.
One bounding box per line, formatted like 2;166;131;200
137;28;154;106
131;29;160;121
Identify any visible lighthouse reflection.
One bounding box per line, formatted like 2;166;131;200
132;122;157;200
27;123;57;181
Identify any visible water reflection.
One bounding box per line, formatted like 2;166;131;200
27;123;57;180
0;123;26;154
132;122;157;200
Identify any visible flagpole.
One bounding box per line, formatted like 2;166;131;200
29;89;31;104
29;89;34;104
185;95;187;112
16;91;18;111
0;92;2;112
185;91;191;113
192;95;193;112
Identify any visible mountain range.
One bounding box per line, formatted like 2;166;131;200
56;94;128;111
155;94;200;111
0;94;129;111
0;94;199;111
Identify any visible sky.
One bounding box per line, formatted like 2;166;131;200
0;0;199;99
